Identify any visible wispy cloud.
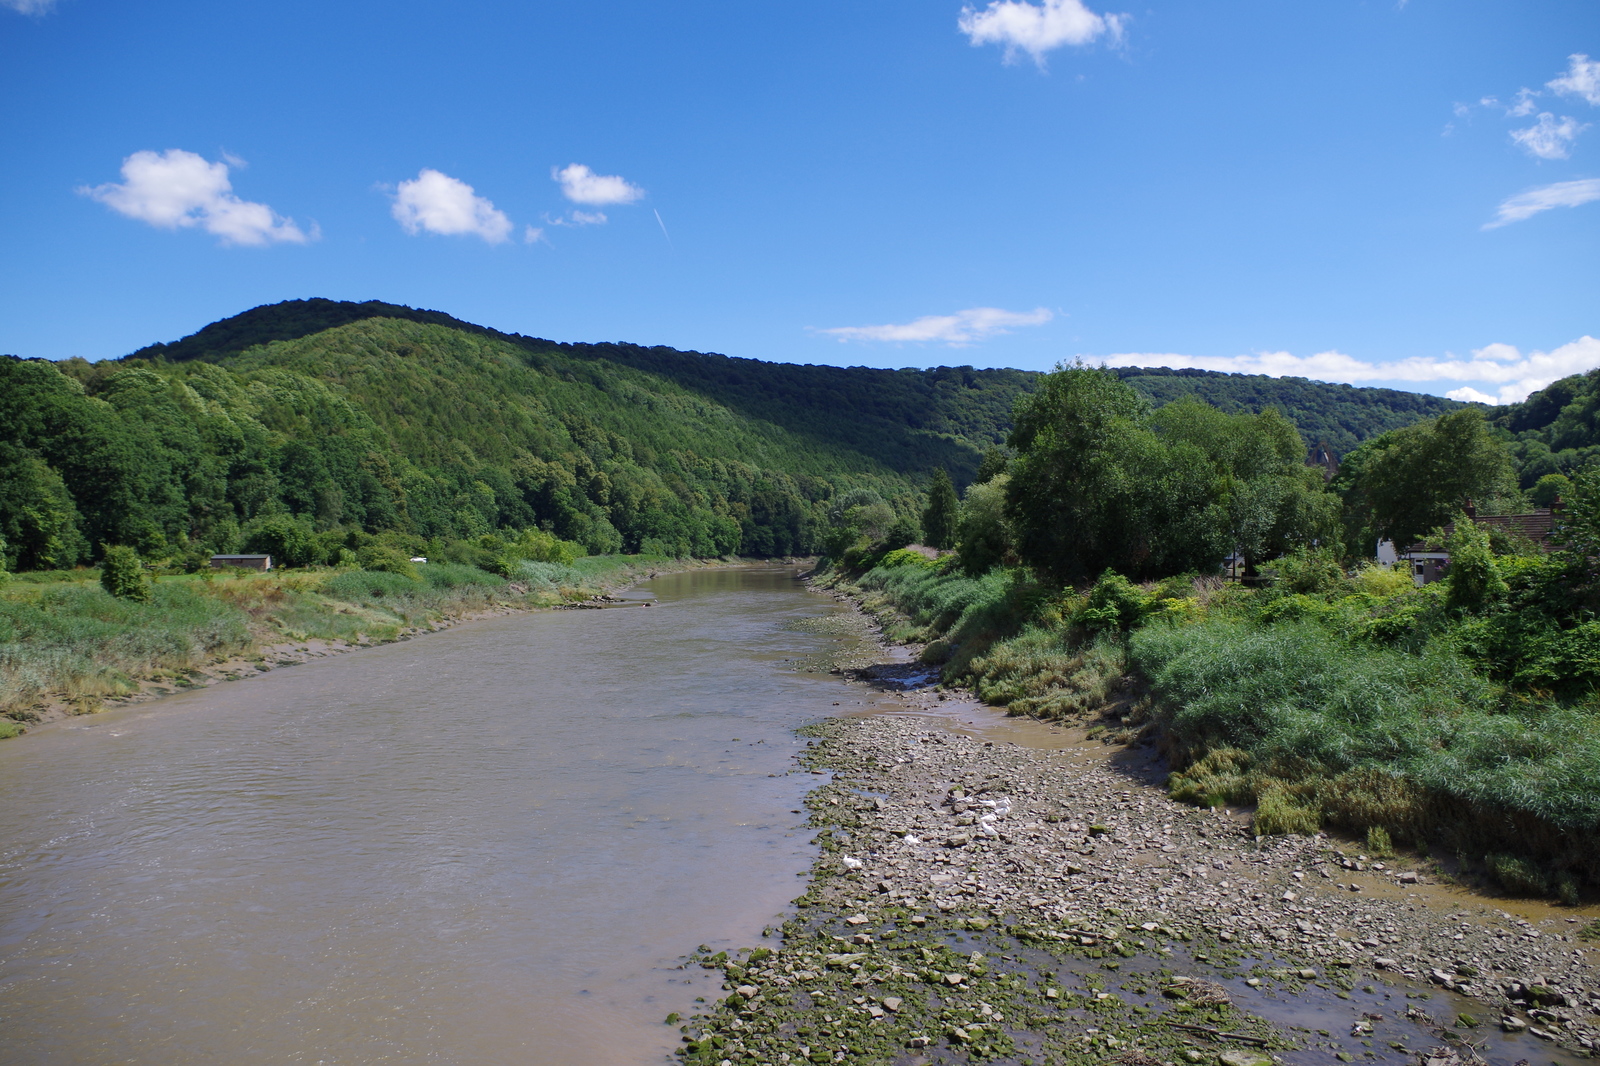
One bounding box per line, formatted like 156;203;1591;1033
80;149;311;246
542;209;608;227
819;307;1053;345
2;0;56;14
957;0;1124;67
1510;112;1587;160
1483;178;1600;228
1548;53;1600;106
1099;337;1600;405
391;169;512;243
553;164;644;206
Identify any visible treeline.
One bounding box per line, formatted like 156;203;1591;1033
0;317;940;572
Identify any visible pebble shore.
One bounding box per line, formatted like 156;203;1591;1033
674;627;1600;1064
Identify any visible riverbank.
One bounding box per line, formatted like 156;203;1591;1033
671;585;1600;1065
0;553;761;737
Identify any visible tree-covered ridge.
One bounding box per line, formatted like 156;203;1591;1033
1491;368;1600;488
1114;367;1467;458
2;317;950;570
121;299;1474;475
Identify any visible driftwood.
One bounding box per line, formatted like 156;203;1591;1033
1163;1022;1269;1046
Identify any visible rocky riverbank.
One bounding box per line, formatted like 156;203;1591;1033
672;645;1600;1064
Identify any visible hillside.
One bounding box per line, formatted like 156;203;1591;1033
0;299;1477;571
126;299;1465;468
1490;367;1600;487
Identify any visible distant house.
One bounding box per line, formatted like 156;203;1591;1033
1394;501;1559;585
210;553;273;571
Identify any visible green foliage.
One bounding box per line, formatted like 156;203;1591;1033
1366;825;1395;857
99;545;150;601
1346;408;1519;549
1254;782;1321;836
354;545;420;581
1005;365;1332;583
1445;518;1507;613
921;469;959;550
243;515;319;568
1115;366;1465;459
1077;570;1152;632
878;548;938;571
1531;473;1572;507
1485;853;1550;897
1350;562;1414;597
1263;548;1348;596
956;475;1012;574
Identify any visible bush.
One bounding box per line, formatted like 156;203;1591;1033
1254;782;1321;836
1350;562;1413;597
99;545;150;602
321;569;421;600
355;545;420;580
879;548;937;571
1485;853;1550;897
1263;548;1348;596
1077;570;1150;632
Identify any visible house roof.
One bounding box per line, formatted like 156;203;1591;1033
1404;509;1557;553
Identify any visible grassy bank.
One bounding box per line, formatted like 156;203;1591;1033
819;551;1600;900
0;553;686;738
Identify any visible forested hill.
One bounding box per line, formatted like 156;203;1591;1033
126;299;1464;464
0;298;1477;572
1114;367;1464;458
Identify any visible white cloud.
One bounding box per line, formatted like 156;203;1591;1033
1510;112;1586;159
391;169;512;243
958;0;1124;66
80;149;310;246
553;164;644;206
542;209;608;227
820;307;1053;345
1099;336;1600;405
1483;178;1600;228
1548;53;1600;106
2;0;56;14
523;225;546;244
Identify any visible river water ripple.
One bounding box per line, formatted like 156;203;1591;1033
0;566;861;1065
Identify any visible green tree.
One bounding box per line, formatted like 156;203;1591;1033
1445;517;1507;613
1530;472;1572;508
956;475;1013;573
920;469;959;549
99;544;150;601
242;514;319;567
1353;408;1519;549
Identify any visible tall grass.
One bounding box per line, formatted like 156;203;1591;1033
0;583;252;713
1133;617;1600;882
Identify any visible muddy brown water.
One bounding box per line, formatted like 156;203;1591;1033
0;567;870;1065
0;567;1589;1065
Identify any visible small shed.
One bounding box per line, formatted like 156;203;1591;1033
210;554;273;571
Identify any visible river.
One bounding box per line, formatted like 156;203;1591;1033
0;566;874;1065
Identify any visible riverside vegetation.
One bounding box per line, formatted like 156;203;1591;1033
0;547;686;737
818;363;1600;905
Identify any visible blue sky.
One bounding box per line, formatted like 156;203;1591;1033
1;0;1595;403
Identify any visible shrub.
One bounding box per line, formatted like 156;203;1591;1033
321;569;421;600
99;545;150;602
1254;782;1321;836
355;546;420;581
1445;518;1507;613
1366;825;1395;857
879;548;937;571
1351;562;1413;597
1077;570;1150;632
1168;747;1253;808
1264;548;1348;596
1485;853;1549;897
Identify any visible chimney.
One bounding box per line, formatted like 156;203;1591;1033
1464;499;1477;520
